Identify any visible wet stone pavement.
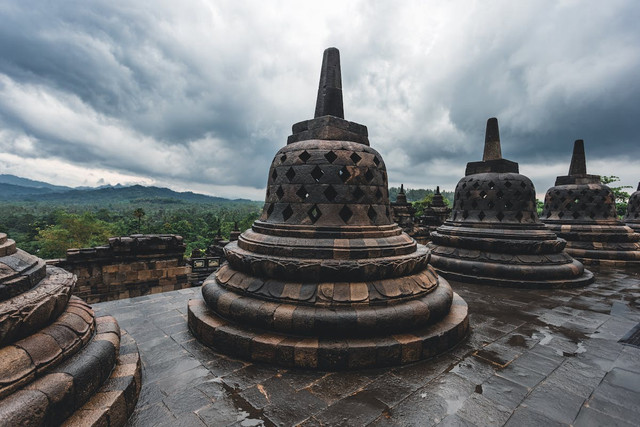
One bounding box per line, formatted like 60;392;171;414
93;268;640;426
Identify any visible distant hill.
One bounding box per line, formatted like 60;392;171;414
0;175;254;204
0;183;62;198
26;185;250;204
0;174;72;192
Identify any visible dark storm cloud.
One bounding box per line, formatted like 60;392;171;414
0;0;638;198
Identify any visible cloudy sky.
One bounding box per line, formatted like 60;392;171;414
0;0;638;200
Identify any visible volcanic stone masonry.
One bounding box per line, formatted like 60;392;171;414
541;140;640;267
625;183;640;233
51;234;191;303
0;232;141;426
188;47;469;370
427;118;594;288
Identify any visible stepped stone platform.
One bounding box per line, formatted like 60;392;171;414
94;268;640;426
427;119;594;288
0;232;141;426
542;141;640;267
188;48;468;369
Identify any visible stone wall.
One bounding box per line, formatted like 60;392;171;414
49;234;191;303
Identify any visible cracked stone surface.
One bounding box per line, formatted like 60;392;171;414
93;267;640;426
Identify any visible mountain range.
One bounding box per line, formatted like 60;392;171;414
0;174;253;204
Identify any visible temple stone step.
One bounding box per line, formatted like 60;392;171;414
0;236;16;257
188;295;469;370
62;331;142;427
0;316;122;426
0;297;95;399
0;251;48;301
0;267;76;347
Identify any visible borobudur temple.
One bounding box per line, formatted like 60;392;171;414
427;118;594;288
541;140;640;267
188;47;469;370
0;232;141;426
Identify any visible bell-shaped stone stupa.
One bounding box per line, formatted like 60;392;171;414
391;184;416;234
427;118;594;288
541;140;640;266
0;232;141;425
625;183;640;233
422;186;451;227
188;48;469;370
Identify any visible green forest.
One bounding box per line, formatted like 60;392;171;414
0;200;262;259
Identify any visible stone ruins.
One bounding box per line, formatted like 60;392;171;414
51;234;191;303
427;118;594;288
541;140;640;266
0;232;141;425
188;48;469;369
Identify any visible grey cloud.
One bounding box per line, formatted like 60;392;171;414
0;0;638;198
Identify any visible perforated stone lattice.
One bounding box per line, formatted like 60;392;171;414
260;145;392;226
543;185;618;221
449;173;538;224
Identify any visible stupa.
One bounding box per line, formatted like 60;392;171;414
422;186;451;228
427;118;594;288
412;186;451;244
188;48;468;370
625;183;640;233
390;184;416;234
0;232;140;425
541;141;640;266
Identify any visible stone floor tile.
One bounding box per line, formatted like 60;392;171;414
451;357;496;386
262;389;327;426
162;387;212;416
143;355;202;383
543;359;606;398
127;402;176;427
508;349;563;376
456;393;511;427
591;380;640;406
612;347;640;373
602;367;640;392
195;396;269;427
585;395;640;421
573;406;635;427
276;369;327;392
495;362;546;389
479;374;529;410
313;390;388;427
374;391;448;427
435;414;477;427
503;407;565;427
361;372;419;408
308;371;379;405
473;342;523;367
155;366;212;396
392;352;457;378
194;375;227;400
169;412;208;427
134;380;166;410
221;364;282;391
522;381;585;424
